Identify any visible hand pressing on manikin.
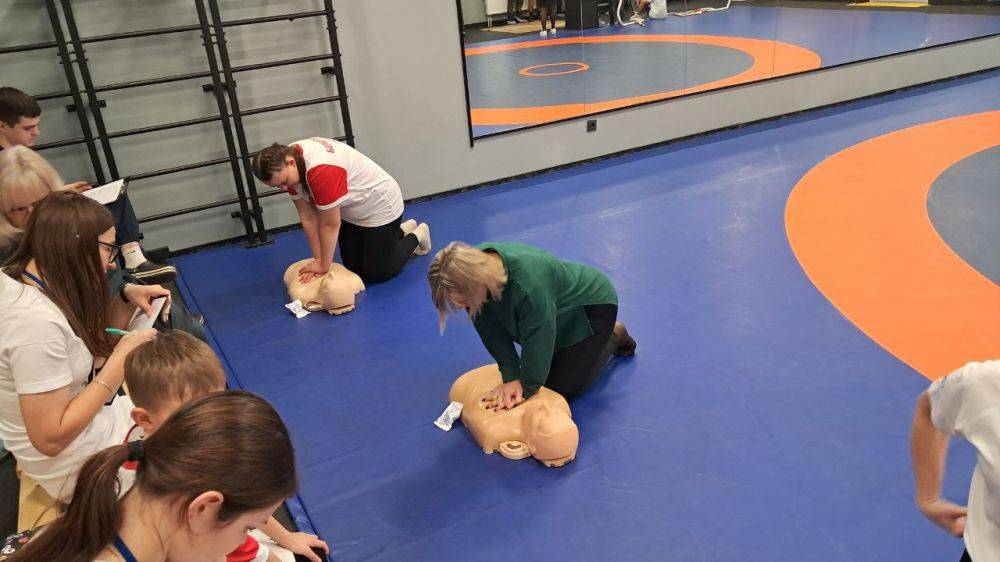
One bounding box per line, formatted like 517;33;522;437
297;259;329;284
483;379;525;411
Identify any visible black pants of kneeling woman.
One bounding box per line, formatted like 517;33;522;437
546;304;619;401
338;217;418;285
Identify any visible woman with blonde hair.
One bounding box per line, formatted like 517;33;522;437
429;241;636;410
0;145;62;259
0;146;207;341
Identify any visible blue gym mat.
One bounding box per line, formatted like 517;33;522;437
173;70;999;561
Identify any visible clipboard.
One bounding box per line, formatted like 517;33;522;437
82;178;128;205
126;296;167;331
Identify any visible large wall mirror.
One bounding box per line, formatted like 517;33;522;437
457;0;998;140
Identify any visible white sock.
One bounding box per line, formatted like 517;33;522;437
122;243;146;269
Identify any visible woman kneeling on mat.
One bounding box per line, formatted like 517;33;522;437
252;138;431;285
429;241;636;410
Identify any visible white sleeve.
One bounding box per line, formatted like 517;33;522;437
8;316;75;395
250;539;270;562
929;361;1000;437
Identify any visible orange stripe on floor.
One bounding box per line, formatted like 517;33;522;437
466;35;821;125
785;111;1000;380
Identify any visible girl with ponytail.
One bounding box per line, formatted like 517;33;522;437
9;390;298;562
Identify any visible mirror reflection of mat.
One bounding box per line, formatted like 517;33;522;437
491;20;566;34
848;1;927;7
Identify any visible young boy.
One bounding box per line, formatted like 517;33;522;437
122;330;330;562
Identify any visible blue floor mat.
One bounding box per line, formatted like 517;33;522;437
172;70;999;561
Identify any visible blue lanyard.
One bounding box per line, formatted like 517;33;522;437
113;536;138;562
20;270;45;290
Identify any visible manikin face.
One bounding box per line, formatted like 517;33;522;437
263;157;300;190
167;499;281;562
0;115;41;147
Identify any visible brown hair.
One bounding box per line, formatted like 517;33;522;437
9;390;298;562
124;330;227;411
427;242;507;332
2;191;114;356
251;143;295;183
0;87;41;127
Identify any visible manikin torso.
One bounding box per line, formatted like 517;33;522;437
283;259;365;315
449;365;579;467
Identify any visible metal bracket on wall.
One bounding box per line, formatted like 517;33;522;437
66;99;106;112
202;82;231;93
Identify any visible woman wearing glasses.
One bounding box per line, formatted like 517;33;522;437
0;146;205;340
0;191;159;502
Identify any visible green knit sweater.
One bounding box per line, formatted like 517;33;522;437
473;242;618;397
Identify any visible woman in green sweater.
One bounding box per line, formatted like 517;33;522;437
429;241;636;410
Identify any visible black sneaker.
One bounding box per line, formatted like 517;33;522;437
129;260;177;284
507;17;518;24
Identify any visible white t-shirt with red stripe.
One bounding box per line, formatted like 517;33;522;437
287;137;404;227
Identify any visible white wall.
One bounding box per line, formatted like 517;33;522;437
336;1;999;200
2;0;998;252
461;0;487;25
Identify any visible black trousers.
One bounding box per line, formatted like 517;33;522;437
960;549;972;562
338;217;419;285
545;303;618;401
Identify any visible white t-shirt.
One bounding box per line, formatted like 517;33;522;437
929;359;1000;562
0;273;134;502
286;137;404;227
649;0;668;19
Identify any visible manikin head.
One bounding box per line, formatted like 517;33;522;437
0;87;42;149
283;259;365;315
449;365;579;467
428;242;508;333
519;401;579;464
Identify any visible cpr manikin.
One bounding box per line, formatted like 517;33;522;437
449;365;579;467
283;259;365;315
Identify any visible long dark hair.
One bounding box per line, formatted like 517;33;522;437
10;390;298;562
2;191;115;356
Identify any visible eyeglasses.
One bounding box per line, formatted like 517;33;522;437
7;203;35;215
98;241;121;264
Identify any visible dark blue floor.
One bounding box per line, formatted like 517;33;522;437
467;5;999;136
173;71;999;561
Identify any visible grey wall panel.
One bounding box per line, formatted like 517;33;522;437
2;0;997;252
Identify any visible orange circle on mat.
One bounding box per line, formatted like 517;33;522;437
465;35;822;126
785;111;1000;381
519;61;591;77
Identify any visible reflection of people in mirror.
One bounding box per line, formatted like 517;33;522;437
538;0;558;36
506;0;527;24
638;0;669;19
429;241;637;411
252;138;431;285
